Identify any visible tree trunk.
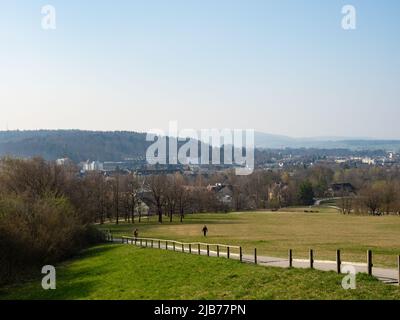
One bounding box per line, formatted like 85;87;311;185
158;206;163;223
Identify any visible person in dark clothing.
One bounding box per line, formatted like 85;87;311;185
133;228;138;239
202;225;208;237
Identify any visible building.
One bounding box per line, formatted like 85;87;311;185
328;183;356;197
207;183;233;206
83;160;104;171
362;157;375;165
55;158;73;166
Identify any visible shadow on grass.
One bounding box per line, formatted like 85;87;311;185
0;244;121;300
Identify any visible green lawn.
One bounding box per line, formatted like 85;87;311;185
1;244;399;300
98;209;400;268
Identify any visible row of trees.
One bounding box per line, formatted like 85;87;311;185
87;173;226;224
86;165;400;223
342;181;400;216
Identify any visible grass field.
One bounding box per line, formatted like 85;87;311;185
99;208;400;268
1;244;400;300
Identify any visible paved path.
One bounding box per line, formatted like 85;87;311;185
314;197;341;208
114;238;399;285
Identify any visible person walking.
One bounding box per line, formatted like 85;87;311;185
202;225;208;237
133;228;138;239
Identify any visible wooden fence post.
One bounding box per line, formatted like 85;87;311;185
151;240;153;248
173;242;175;251
336;250;341;274
367;250;373;276
309;249;314;269
198;244;201;255
189;244;192;254
182;244;184;253
207;245;210;256
227;246;230;259
217;245;220;257
398;255;400;286
289;249;293;268
158;240;161;249
140;239;142;247
145;239;148;247
240;247;243;262
166;241;168;250
254;248;257;264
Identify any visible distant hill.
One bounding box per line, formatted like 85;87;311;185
0;130;150;162
1;130;399;162
254;132;400;151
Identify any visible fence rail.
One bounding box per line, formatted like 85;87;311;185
121;236;240;249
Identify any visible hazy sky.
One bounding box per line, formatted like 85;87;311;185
1;0;399;138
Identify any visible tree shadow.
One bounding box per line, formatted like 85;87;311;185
0;244;121;300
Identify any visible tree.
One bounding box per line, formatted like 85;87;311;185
298;181;315;206
174;174;189;222
360;183;383;215
308;165;334;197
164;174;182;222
112;174;121;224
146;175;167;223
84;172;111;224
381;181;396;215
339;196;353;215
121;174;141;223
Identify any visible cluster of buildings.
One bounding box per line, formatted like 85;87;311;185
56;151;400;177
55;157;238;177
332;152;400;167
257;151;400;170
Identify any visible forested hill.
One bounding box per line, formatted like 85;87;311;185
0;130;150;162
0;130;398;163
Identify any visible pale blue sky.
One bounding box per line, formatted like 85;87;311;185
1;0;399;138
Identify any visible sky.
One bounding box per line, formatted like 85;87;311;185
0;0;399;138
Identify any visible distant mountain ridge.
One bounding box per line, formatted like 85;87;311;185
0;130;399;162
254;132;400;151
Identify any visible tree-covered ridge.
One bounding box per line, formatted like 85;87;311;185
0;130;149;162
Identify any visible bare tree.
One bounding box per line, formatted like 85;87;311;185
381;181;396;215
146;175;167;223
112;173;121;224
360;184;382;215
121;174;141;223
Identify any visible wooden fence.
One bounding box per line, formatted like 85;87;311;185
112;235;400;286
121;236;242;260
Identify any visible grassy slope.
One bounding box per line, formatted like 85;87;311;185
98;209;400;267
1;244;399;300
